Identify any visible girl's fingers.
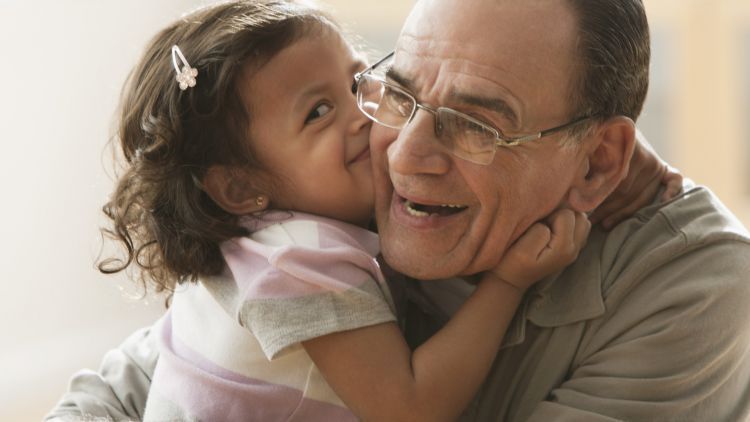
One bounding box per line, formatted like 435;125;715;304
496;210;590;286
541;209;578;263
491;222;552;286
572;211;592;248
509;223;552;260
660;167;683;202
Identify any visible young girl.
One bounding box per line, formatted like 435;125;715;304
100;1;678;421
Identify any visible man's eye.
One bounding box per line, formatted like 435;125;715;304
305;103;333;124
384;91;409;116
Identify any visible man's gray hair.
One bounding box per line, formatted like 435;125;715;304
567;0;650;122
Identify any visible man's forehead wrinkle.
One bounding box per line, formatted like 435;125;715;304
395;32;472;67
398;32;443;44
393;39;527;130
448;88;519;128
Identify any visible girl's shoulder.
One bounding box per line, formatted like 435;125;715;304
238;211;380;256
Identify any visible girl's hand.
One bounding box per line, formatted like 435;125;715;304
486;209;591;291
590;129;683;230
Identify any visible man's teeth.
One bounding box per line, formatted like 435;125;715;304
404;200;464;217
405;200;429;217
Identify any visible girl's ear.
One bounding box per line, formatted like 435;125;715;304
203;166;269;215
567;116;636;212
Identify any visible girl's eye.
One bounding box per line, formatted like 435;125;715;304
305;103;333;124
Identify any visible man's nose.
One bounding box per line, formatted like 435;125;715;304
387;110;452;175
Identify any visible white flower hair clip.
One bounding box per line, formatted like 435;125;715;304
171;45;198;90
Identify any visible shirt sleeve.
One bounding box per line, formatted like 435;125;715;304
240;243;397;360
527;240;750;422
44;326;158;422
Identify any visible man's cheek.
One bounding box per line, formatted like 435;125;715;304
369;125;398;153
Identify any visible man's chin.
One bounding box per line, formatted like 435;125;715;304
381;247;466;281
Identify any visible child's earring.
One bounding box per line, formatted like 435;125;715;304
253;195;268;212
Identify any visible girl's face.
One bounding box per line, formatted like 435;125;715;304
242;32;373;227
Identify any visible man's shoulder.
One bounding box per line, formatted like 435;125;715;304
648;184;748;244
607;183;749;258
599;183;750;298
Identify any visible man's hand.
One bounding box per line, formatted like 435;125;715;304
591;129;683;230
486;209;591;291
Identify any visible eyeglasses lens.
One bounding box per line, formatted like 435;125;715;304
356;76;497;165
357;77;413;129
437;109;497;164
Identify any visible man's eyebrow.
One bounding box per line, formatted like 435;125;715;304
451;91;519;128
385;68;519;128
385;67;416;92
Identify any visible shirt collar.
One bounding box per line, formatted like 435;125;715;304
500;229;607;348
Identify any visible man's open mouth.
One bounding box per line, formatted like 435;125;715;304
403;199;468;217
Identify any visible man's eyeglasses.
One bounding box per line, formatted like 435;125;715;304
352;52;593;165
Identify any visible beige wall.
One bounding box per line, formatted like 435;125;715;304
691;1;750;220
645;1;750;224
0;1;746;420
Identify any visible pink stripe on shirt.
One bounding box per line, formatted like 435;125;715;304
221;212;383;301
152;313;356;422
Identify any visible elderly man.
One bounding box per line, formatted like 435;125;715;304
365;0;750;420
48;0;750;421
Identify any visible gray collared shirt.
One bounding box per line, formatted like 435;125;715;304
405;183;750;421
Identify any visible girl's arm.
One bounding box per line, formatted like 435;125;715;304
303;210;590;422
590;129;683;230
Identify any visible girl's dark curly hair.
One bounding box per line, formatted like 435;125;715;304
99;1;338;294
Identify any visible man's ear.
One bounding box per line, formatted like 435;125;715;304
202;166;269;215
568;116;636;212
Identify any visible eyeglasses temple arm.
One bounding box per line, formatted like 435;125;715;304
352;51;396;93
503;115;594;145
539;115;593;137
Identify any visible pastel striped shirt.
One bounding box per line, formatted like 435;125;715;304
143;212;396;421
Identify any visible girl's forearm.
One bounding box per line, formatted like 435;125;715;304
405;276;523;420
303;275;524;422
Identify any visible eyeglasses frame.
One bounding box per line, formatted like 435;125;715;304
352;51;595;164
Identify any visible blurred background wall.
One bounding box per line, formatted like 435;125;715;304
0;1;747;420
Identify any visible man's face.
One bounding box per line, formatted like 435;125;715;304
372;0;590;279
